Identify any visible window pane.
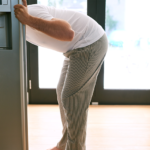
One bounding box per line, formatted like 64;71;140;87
38;0;87;89
38;0;87;14
104;0;150;90
38;49;64;89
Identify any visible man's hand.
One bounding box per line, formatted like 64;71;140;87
14;0;74;41
14;0;29;25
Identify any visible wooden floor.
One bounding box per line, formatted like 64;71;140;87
28;105;150;150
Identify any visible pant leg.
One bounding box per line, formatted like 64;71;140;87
61;33;108;150
56;58;69;150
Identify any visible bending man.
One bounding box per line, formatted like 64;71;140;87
14;0;108;150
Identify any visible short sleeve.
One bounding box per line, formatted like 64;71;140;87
27;4;54;21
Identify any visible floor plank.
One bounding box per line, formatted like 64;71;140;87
28;105;150;150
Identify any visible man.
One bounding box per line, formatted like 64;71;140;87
14;0;108;150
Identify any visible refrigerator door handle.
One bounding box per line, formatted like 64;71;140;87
19;0;29;149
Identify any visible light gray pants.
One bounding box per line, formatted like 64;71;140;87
56;33;108;150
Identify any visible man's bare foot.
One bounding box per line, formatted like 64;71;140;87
47;146;62;150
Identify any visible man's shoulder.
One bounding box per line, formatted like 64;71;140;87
27;4;55;13
27;4;50;15
27;4;54;20
28;4;48;9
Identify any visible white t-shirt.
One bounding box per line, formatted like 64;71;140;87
26;4;105;53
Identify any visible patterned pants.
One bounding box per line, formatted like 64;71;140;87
56;33;108;150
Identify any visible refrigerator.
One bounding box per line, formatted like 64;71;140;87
0;0;28;150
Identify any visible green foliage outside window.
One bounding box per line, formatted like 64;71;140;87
59;0;64;6
47;0;56;7
38;0;64;7
106;7;118;32
47;0;64;7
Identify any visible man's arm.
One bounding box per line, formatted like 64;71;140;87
14;0;74;41
27;16;75;41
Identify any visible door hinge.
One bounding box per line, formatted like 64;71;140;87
29;80;32;90
92;102;99;105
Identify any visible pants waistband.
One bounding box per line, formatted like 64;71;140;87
63;33;106;58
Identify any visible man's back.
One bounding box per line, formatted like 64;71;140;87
26;4;105;53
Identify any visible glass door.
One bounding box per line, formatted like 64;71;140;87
93;0;150;104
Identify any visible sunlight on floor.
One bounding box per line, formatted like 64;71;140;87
28;105;150;150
